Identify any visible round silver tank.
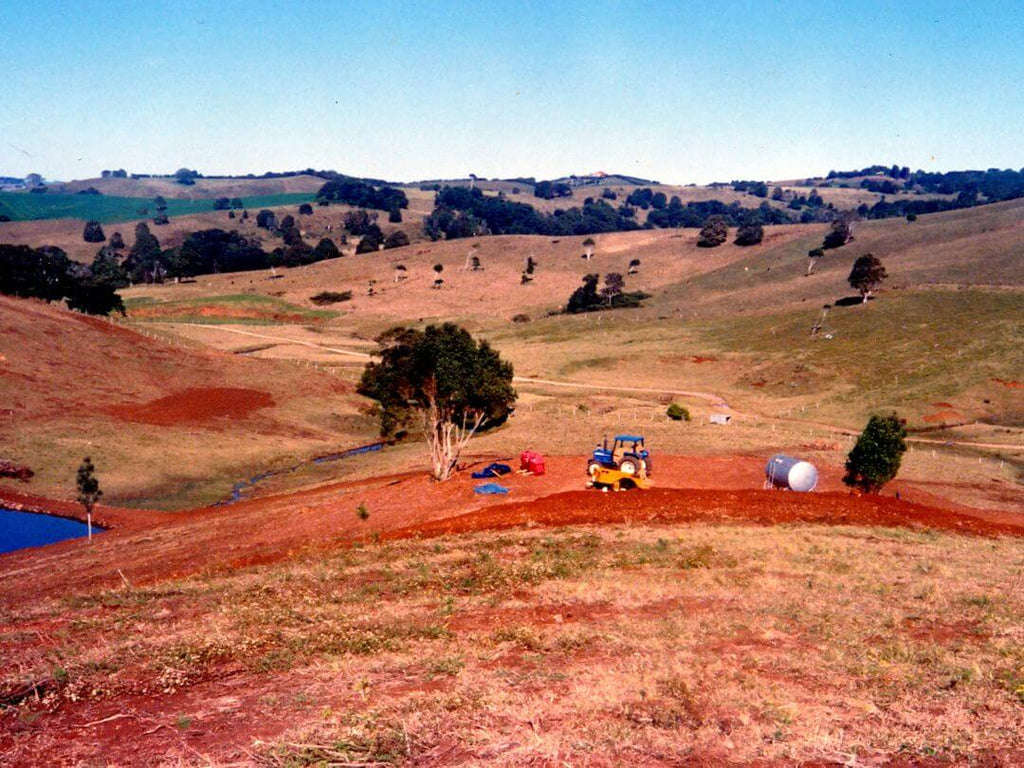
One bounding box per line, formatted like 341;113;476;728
765;454;818;492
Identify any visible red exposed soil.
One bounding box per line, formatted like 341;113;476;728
923;409;961;423
383;488;1024;543
2;453;1022;607
991;378;1023;389
901;617;990;645
931;402;955;409
450;596;717;633
105;387;275;426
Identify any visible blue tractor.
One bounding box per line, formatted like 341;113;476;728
587;434;652;478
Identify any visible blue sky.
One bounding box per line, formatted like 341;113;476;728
2;1;1022;183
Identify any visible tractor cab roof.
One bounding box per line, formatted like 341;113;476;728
614;434;645;443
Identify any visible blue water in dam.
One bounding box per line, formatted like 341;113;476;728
0;508;97;555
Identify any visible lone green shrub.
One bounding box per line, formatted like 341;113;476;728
667;403;690;421
310;290;352;305
843;413;907;493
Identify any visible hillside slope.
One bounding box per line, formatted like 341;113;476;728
120;199;1024;442
52;174;326;199
0;296;371;507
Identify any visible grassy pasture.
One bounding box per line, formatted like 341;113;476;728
125;294;338;326
3;524;1021;764
0;191;315;224
97;199;1021;507
3;199;1020;508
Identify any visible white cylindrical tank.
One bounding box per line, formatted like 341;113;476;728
765;454;818;492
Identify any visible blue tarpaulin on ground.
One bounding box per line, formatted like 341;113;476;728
471;463;512;479
474;482;509;495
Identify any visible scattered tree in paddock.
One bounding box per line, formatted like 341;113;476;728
282;226;303;246
312;237;340;262
282;240;314;266
823;217;853;249
734;221;764;246
521;255;536;284
567;274;599;312
697;216;729;247
356;233;382;254
75;456;102;542
628;258;641;275
230;198;244;210
213;197;231;210
806;247;825;275
388;207;402;223
344;209;381;237
600;272;625;305
310;290;352;305
843;413;907;493
394;264;408;282
566;272;647;313
582;238;595;261
384;231;410;250
174;168;199;185
256;210;277;230
667;403;691;421
358;323;516;480
108;232;125;251
848;253;887;302
82;220;106;243
298;203;314;215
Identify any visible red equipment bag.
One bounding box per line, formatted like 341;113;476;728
519;450;546;476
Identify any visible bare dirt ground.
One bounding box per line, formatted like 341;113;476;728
2;454;1020;607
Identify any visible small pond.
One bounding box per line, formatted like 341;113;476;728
0;508;97;555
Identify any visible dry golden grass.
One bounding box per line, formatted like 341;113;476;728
3;523;1021;765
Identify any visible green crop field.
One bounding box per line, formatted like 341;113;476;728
124;293;339;325
0;191;315;224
